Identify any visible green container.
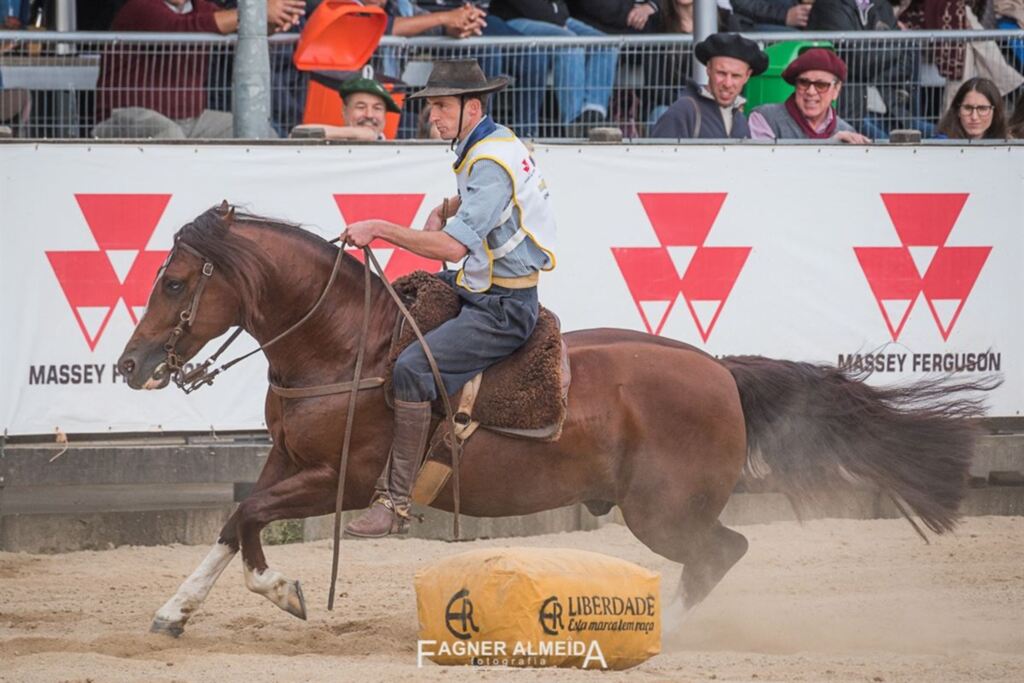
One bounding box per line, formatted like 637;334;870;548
744;40;833;114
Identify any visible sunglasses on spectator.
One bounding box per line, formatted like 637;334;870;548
794;78;837;94
959;104;994;116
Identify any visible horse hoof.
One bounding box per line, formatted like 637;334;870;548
283;580;307;621
150;617;185;637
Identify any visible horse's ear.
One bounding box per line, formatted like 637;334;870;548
218;200;235;223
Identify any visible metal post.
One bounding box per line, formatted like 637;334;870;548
233;0;272;139
54;0;76;31
691;0;718;85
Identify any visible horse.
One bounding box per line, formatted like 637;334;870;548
117;205;996;638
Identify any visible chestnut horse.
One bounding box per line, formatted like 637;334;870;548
118;207;994;637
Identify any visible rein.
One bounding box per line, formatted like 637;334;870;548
161;235;463;611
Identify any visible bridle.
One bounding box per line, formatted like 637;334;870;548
160;239;345;394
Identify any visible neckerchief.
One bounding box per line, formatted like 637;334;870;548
452;116;497;170
784;94;837;139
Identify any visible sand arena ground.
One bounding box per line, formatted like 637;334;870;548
1;516;1021;682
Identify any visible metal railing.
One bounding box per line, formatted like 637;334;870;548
1;29;1022;140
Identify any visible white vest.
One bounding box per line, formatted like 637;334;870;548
453;127;557;292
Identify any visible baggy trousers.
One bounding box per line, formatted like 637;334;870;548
392;270;540;403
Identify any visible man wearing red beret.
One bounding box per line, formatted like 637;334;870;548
748;47;871;144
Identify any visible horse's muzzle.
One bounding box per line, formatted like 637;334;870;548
118;345;172;391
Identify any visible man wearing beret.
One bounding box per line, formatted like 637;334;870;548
748;47;871;144
290;76;401;141
650;33;768;139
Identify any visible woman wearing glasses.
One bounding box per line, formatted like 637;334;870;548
936;78;1009;140
748;47;871;144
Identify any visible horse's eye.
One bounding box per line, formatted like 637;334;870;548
164;279;185;294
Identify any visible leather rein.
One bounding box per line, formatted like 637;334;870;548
161;237;464;611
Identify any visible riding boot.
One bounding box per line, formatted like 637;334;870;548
344;399;432;538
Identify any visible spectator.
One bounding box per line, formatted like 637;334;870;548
93;0;304;139
727;0;809;31
290;76;401;140
748;47;871;143
935;77;1008;139
490;0;618;135
364;0;485;37
994;0;1024;67
567;0;662;34
901;0;1023;108
1009;96;1024;138
807;0;917;137
650;33;768;138
642;0;694;130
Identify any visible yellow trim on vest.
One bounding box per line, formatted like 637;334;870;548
492;272;539;288
452;135;518;174
455;237;494;292
464;154;557;273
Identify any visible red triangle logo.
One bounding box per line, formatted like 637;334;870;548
854;246;921;340
612;247;682;335
858;194;989;341
614;193;747;340
75;194;170;250
637;192;727;246
333;193;442;278
921;246;990;340
681;246;750;341
46;251;122;350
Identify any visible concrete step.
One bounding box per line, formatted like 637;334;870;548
0;443;269;487
1;483;234;514
971;433;1024;477
0;505;235;554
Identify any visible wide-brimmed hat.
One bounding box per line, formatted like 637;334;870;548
695;33;769;76
337;76;401;113
782;47;848;84
407;59;510;100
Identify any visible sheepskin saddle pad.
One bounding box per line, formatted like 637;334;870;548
384;271;569;438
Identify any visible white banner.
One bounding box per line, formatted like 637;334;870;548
1;142;1021;435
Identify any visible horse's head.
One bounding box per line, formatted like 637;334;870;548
117;206;256;390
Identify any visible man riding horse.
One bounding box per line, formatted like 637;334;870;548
341;59;558;538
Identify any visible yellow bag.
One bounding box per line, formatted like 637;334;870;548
415;547;660;670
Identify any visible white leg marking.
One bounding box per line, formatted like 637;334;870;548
153;542;237;628
243;561;306;619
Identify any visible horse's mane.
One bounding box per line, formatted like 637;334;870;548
174;204;339;328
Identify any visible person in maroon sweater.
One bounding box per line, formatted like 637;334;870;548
94;0;305;139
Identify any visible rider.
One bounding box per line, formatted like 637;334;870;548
341;59;558;538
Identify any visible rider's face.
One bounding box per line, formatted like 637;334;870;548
426;96;480;141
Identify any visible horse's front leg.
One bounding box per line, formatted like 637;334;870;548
150;443;294;637
236;465;338;620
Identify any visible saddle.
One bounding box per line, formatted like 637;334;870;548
384;271;570;440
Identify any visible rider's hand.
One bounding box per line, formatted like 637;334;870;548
424;206;446;232
343;220;380;247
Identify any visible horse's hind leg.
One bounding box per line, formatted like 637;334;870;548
150;445;294;637
620;478;748;633
235;465;338;620
678;522;748;610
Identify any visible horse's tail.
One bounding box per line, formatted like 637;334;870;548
721;355;1000;535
